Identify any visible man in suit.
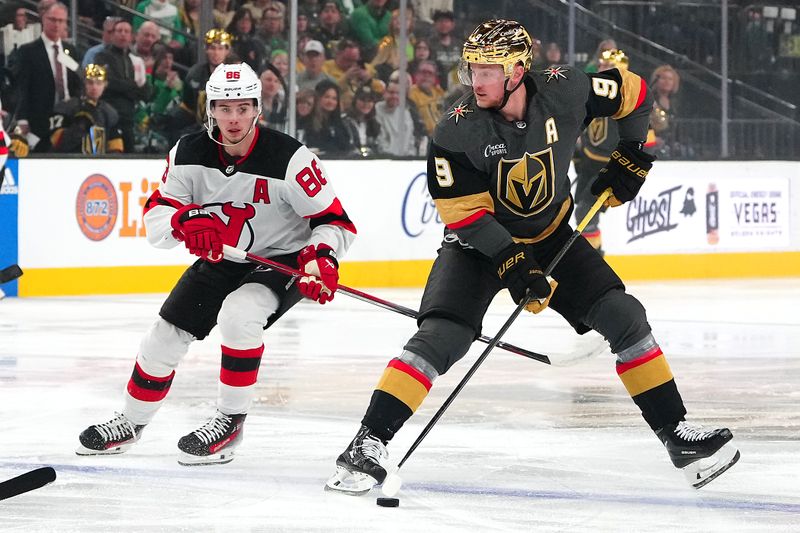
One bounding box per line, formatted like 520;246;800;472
8;2;81;153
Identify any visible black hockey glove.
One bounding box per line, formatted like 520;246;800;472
590;141;656;207
492;243;553;312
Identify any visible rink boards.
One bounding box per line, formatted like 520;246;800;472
1;158;798;296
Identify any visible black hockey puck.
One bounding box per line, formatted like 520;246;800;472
376;497;400;507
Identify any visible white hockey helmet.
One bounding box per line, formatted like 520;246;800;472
205;62;262;133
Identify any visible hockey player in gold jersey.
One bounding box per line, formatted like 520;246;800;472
326;19;739;495
573;48;629;254
49;64;124;154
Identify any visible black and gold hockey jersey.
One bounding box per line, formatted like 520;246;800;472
579;116;619;164
49;97;123;154
427;65;652;257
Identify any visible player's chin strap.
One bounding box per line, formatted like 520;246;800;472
205;112;260;148
495;75;526;111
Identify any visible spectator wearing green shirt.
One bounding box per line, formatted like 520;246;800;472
348;0;390;58
148;48;182;115
133;0;186;47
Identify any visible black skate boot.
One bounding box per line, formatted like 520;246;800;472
177;411;246;466
656;421;740;488
325;425;388;495
76;413;145;455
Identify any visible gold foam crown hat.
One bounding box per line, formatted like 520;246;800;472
599;48;629;70
205;28;234;47
84;63;107;81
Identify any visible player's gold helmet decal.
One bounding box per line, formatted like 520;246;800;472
497;148;556;216
84;63;107;81
459;19;534;83
599;49;629;71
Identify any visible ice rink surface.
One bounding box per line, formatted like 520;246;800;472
1;279;799;532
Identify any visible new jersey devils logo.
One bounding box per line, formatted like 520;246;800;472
205;202;257;250
497;148;556;217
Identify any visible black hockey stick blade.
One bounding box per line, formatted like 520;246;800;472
0;264;23;284
0;467;57;501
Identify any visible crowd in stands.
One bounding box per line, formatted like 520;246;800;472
0;0;686;159
0;0;468;157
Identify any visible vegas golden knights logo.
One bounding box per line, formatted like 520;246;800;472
497;148;556;216
82;126;107;155
587;117;608;146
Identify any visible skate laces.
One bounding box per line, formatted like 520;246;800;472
357;433;388;463
95;413;136;442
675;421;715;442
193;412;233;444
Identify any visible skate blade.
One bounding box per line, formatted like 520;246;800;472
177;449;236;466
324;466;377;496
684;441;740;489
75;442;134;456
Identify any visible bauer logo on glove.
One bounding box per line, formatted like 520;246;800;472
170;204;225;262
492;242;554;313
590;141;655;207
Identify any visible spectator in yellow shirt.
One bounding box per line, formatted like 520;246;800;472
322;39;384;111
407;60;444;137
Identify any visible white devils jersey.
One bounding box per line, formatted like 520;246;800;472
143;126;356;261
0;97;7;170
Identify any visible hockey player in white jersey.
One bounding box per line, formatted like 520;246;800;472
76;62;357;465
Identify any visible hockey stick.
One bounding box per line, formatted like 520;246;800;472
222;245;553;364
0;467;56;501
0;264;23;284
380;189;612;497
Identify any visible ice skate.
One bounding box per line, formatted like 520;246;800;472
325;425;388;495
177;411;246;466
656;421;740;488
76;413;145;455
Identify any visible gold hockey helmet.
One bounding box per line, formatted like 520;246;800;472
84;63;107;81
599;49;629;70
205;28;233;47
459;19;534;83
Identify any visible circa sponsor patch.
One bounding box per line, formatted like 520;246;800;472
484;143;508;157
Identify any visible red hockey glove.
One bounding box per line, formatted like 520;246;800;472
493;243;556;313
296;244;339;304
590;141;656;207
170;204;224;263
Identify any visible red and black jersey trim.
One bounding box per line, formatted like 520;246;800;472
306;198;357;234
446;208;493;230
143;189;184;216
173;127;303;181
127;362;175;402
216;126;260;168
